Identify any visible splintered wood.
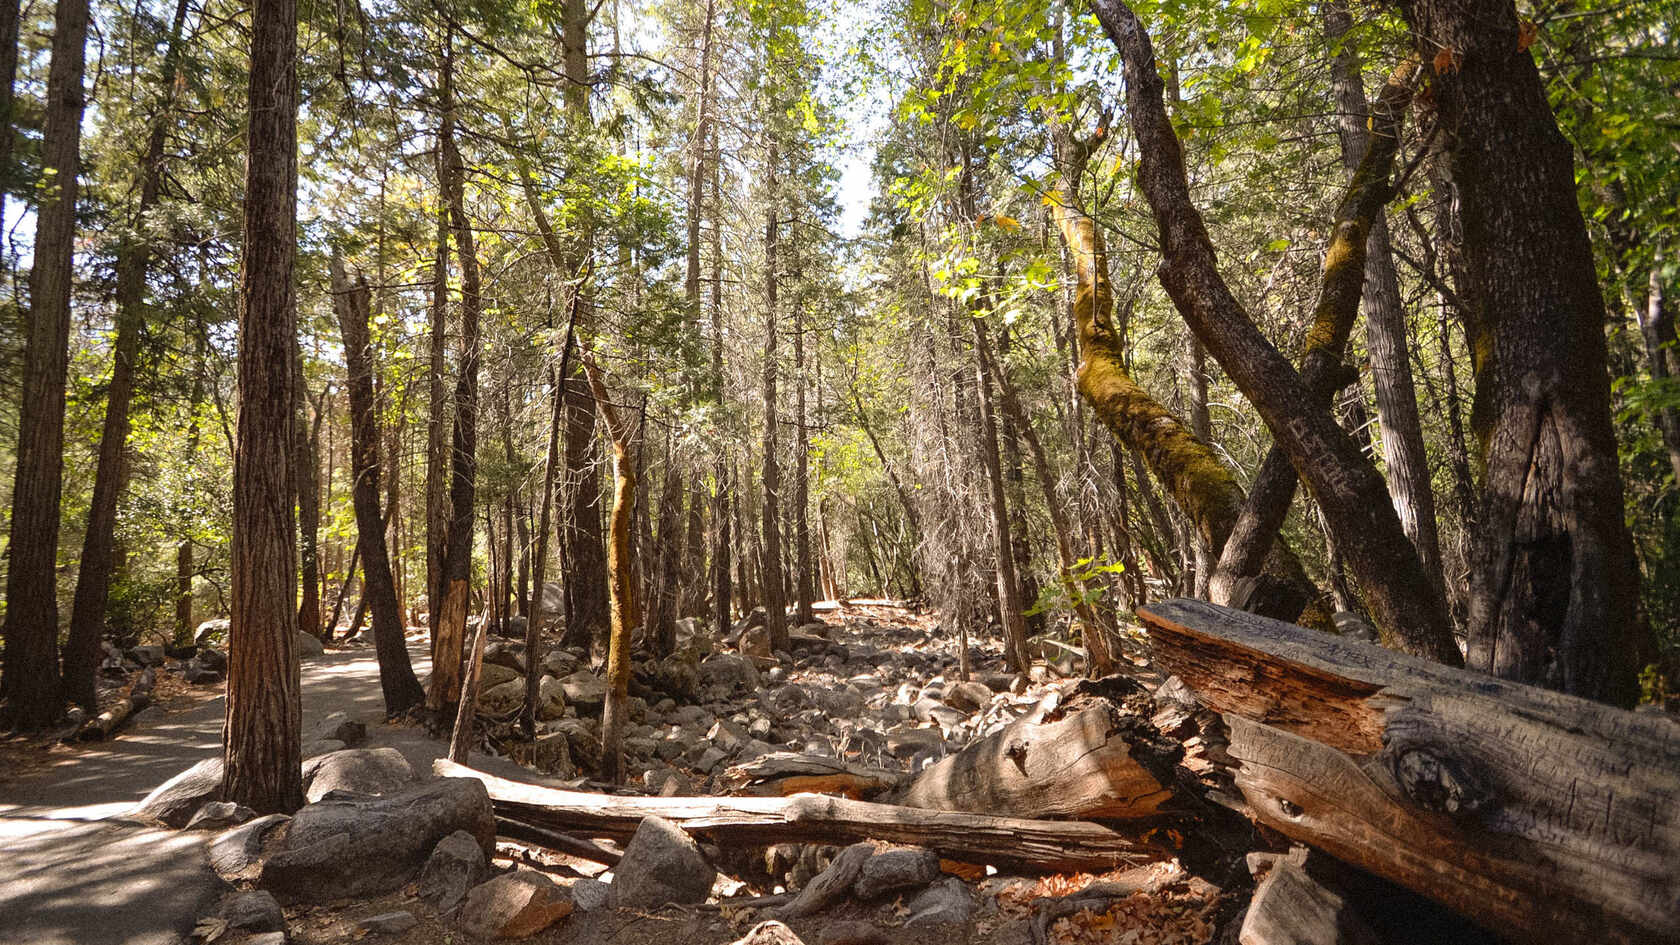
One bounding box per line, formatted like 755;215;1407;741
1138;598;1680;945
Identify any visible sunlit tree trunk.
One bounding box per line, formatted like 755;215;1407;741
223;0;302;812
580;349;638;785
761;142;788;652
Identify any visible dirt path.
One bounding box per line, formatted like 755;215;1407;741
0;640;437;945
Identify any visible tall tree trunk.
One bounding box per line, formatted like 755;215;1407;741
334;257;426;716
1327;0;1446;600
971;315;1032;672
1089;0;1460;664
61;0;191;709
429;36;482;716
580;349;637;785
175;345;204;645
1392;0;1649;701
223;0;302;812
1208;59;1419;612
426;97;452;635
761;144;787;652
1634;241;1680;483
793;295;814;627
524;310;575;737
1;0;92;730
293;346;323;641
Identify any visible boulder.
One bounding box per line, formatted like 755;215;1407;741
130;645;166;667
185;801;255;832
460;870;574;939
300;738;347;759
541;649;580;678
943;681;993;713
194;647;228;672
356;911;418;935
853;847;940;900
302;747;414;803
478;678;527;714
738;624;773;660
532;731;575;777
194;618;230;647
417;829;489;911
296;630;326;658
257;777;495;901
560;670;606;710
304;711;366;747
905;877;975;925
218;891;286;933
483;641;527;673
611;815;716;909
884;727;944;760
565;877;611;912
479;661;522;690
535;675;569;720
184;663;223;685
132;757;223;827
209;814;290;882
700;653;760;693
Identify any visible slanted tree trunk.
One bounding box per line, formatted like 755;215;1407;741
1046;124;1326;631
1;0;93;730
761;144;788;653
579;347;638;785
1390;0;1650;701
1088;0;1460;664
61;0;191;709
428;36;482;716
223;0;302;813
1209;59;1419;611
334;256;426;716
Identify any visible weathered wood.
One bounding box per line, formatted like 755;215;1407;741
899;703;1176;819
1138;598;1680;945
435;759;1159;873
729;753;901;799
774;841;873;919
1239;848;1380;945
495;815;622;866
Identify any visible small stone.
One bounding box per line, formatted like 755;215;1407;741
185;801;256;831
247;934;286;945
612;815;717;909
219;891;286;933
905;877;975;925
356;911;418;935
418;829;489;911
853;847;940;900
461;870;574;939
818;919;888;945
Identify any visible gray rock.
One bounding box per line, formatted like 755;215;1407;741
905;877;974;925
194;618;230;647
209;814;290;881
257;777;495;901
561;670;607;709
567;877;611;912
461;870;575;939
728;920;808;945
483;641;527;672
479;661;521;690
131;645;166;667
300;738;347;759
296;630;326;658
852;847;940;900
302;747;414;803
478;678;527;714
533;731;575;777
944;681;993;713
185;801;256;831
417;829;489;911
885;727;944;760
699;653;759;693
305;710;366;746
535;674;569;720
184;663;223;685
132;757;223;827
612;815;716;909
219;890;286;933
247;934;286;945
356;911;419;935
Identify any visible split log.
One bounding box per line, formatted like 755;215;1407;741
74;698;135;741
728;753;901;799
898;699;1178;819
1238;848;1379;945
1138;598;1680;945
435;758;1160;874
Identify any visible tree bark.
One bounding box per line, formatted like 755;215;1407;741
1;0;93;729
1391;0;1649;701
293;347;323;643
1087;0;1460;664
223;0;303;812
334;256;426;716
761;144;788;653
428;36;482;716
972;315;1032;672
579;347;638;785
523;308;575;738
1209;59;1418;612
61;0;192;709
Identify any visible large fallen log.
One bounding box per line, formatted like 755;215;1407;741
897;683;1180;820
1138;598;1680;945
434;759;1160;874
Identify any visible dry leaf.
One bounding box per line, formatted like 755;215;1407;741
1432;46;1461;75
1518;20;1539;51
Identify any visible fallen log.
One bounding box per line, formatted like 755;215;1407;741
728;753;901;799
1138;598;1680;945
1238;848;1379;945
435;758;1160;874
898;695;1178;820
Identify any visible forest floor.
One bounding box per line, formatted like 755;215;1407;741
0;603;1220;945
